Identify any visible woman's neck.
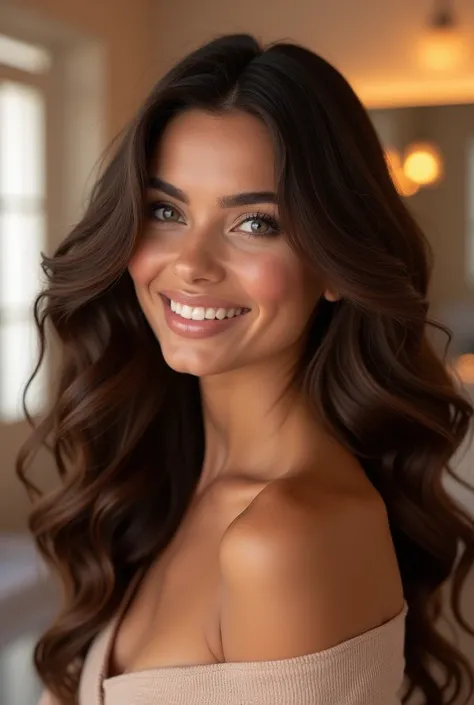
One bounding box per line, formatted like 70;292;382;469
197;351;324;489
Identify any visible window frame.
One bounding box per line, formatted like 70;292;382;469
0;53;52;422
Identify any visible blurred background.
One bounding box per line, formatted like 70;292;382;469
1;0;473;702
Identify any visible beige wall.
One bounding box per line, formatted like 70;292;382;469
409;105;474;312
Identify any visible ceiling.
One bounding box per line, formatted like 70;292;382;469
155;0;474;108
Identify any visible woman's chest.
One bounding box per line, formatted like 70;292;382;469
110;478;266;675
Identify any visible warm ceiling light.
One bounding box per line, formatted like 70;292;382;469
403;142;443;186
418;0;469;71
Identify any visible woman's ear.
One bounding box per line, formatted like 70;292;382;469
323;289;341;302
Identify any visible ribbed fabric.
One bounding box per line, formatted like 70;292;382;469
39;571;408;705
70;602;407;704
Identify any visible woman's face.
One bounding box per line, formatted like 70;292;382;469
128;108;325;377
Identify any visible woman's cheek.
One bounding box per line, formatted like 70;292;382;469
128;241;162;285
241;252;305;306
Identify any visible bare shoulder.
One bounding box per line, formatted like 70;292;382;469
218;471;404;662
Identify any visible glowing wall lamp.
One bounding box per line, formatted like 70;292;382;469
403;142;444;187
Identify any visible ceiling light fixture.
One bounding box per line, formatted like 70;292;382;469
418;0;468;71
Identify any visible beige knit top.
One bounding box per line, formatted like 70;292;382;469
39;592;408;704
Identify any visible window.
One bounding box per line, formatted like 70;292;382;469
0;35;50;422
0;34;51;74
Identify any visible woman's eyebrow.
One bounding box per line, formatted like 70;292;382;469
147;177;277;208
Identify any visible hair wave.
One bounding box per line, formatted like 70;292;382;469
17;33;474;704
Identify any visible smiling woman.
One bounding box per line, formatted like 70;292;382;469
129;108;322;376
16;33;474;705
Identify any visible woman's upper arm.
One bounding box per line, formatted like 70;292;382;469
218;482;404;662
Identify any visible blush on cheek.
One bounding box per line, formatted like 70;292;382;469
242;253;302;305
128;244;160;285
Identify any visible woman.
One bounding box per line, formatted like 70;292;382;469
18;33;474;705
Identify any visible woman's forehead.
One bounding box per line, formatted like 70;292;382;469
150;109;277;196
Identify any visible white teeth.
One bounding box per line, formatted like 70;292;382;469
191;308;205;320
168;299;246;322
181;305;193;319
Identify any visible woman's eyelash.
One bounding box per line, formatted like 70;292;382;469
147;202;281;236
147;202;182;221
236;211;281;236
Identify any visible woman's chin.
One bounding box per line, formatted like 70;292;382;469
161;349;224;378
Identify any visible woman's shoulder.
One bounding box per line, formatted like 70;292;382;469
221;452;394;558
218;470;404;663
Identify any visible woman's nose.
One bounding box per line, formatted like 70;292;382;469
172;232;225;286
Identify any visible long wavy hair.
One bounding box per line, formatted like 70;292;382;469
17;33;474;705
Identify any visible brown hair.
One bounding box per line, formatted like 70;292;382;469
17;33;474;704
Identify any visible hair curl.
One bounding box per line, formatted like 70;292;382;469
17;33;474;704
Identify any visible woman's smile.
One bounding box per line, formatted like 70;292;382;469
160;291;251;339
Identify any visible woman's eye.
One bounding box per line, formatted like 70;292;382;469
237;214;281;237
146;204;280;236
149;203;181;222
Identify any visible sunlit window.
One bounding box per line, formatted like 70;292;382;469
0;34;51;74
0;79;47;422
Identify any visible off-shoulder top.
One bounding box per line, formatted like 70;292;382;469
40;569;408;705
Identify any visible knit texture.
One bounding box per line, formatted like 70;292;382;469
40;600;407;704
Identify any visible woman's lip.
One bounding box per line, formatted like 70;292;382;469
160;290;248;311
161;296;249;339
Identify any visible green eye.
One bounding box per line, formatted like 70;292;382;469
242;219;269;235
148;203;182;222
236;212;281;237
